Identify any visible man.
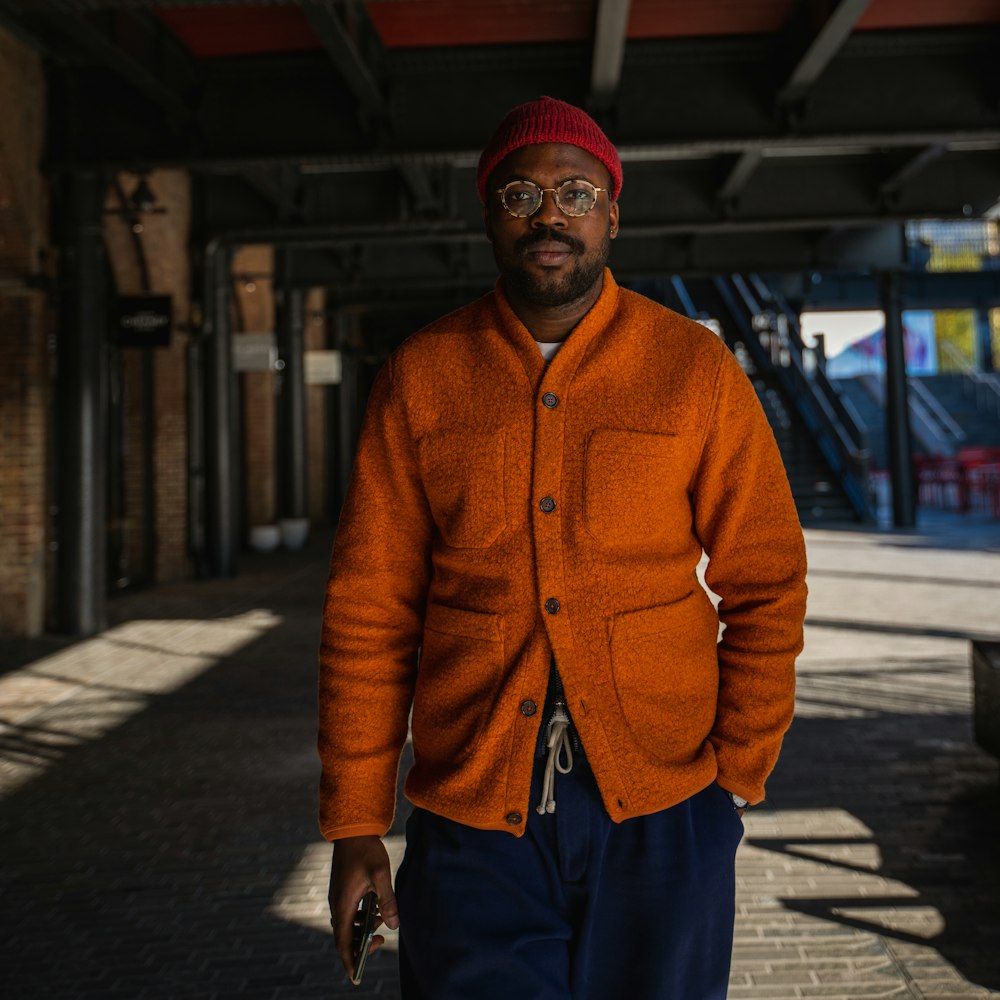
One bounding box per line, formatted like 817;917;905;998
319;96;807;999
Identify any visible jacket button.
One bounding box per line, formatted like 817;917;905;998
541;392;559;408
539;496;556;513
544;597;560;614
505;811;523;826
520;699;537;716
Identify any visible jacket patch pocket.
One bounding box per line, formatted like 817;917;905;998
584;429;689;548
608;591;719;763
418;431;506;549
412;604;504;767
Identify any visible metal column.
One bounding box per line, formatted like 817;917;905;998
186;180;208;576
275;249;308;520
880;271;916;528
56;169;108;635
336;310;361;511
187;326;208;576
204;242;237;576
976;307;994;372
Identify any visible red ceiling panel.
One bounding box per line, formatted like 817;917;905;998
365;0;593;48
857;0;1000;30
627;0;796;40
364;0;797;48
155;6;322;58
154;0;1000;58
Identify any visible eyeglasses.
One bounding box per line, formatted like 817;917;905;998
496;178;609;218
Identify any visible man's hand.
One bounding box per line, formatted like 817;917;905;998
329;835;400;982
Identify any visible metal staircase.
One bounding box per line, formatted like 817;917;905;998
829;372;1000;466
660;274;875;524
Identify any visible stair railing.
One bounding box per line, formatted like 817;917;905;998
860;373;962;458
939;343;1000;419
669;275;699;320
745;275;873;460
718;274;874;521
908;378;965;449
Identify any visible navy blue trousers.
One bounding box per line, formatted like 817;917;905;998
394;752;744;999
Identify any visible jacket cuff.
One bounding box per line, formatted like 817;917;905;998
320;821;389;842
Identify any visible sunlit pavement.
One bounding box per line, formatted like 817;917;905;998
1;514;998;999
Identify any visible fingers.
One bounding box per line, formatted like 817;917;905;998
371;863;400;931
328;837;399;980
332;890;360;980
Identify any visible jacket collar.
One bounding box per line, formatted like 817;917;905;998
490;268;621;387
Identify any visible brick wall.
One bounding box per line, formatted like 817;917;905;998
148;173;192;580
0;294;48;635
230;255;331;535
122;350;147;584
103;169;192;583
0;27;49;636
0;27;47;275
233;245;276;532
305;287;329;524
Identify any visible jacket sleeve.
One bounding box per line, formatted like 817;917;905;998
690;346;808;805
317;355;433;840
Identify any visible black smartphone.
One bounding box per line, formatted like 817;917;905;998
350;890;379;986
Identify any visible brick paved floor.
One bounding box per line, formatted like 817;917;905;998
1;514;998;999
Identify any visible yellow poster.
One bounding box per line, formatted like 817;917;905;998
935;310;977;371
928;245;982;272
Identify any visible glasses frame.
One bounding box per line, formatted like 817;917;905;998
495;178;609;219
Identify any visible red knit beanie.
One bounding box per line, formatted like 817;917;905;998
477;96;623;204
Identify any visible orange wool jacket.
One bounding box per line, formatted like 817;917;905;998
318;269;807;840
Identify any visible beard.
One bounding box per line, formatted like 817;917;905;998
495;227;611;309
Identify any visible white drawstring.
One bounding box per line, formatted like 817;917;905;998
536;702;574;814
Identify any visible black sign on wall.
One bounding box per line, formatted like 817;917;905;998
116;295;173;348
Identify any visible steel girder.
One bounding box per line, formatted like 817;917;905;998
1;3;997;282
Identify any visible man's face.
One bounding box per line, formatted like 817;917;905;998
484;142;619;309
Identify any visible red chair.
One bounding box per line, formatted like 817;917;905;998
915;454;968;512
957;447;1000;519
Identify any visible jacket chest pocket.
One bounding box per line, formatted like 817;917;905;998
584;429;690;547
418;431;506;549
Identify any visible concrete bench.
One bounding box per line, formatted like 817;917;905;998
972;640;1000;760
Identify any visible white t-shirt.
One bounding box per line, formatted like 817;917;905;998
535;340;563;361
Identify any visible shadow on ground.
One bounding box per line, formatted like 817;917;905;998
0;538;396;1000
759;702;1000;991
2;523;999;997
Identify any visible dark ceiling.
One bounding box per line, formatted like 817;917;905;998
2;0;999;292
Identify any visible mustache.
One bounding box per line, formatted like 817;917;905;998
515;228;585;255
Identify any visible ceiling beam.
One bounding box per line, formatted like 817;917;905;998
207;208;988;257
779;0;874;110
300;0;385;122
318;269;1000;310
879;145;948;202
717;150;764;209
279;130;1000;175
398;164;442;217
240;165;301;221
0;2;55;56
46;8;197;125
50;23;992;165
590;0;632;109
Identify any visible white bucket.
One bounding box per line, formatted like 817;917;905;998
279;517;310;550
249;524;281;552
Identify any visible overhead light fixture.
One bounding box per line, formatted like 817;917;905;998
104;172;167;220
130;175;158;214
